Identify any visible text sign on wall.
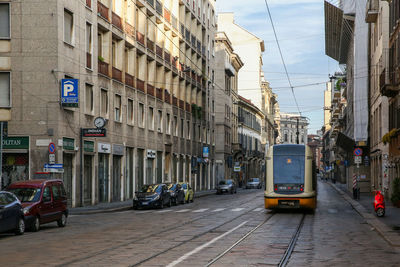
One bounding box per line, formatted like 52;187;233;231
61;79;79;107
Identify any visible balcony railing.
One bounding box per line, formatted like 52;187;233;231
86;53;92;69
147;38;154;52
164;8;171;23
185;29;190;42
86;0;91;8
172;56;178;70
180;23;185;34
191;35;196;47
147;0;154;8
172;96;178;106
125;22;135;37
156;45;163;58
179;99;184;109
156;0;162;15
97;1;109;21
164;89;171;103
147;84;155;96
112;67;122;82
112;12;123;30
98;60;109;76
196;40;201;53
136;78;145;92
164;51;171;64
156;87;163;100
136;31;145;46
186;102;191;112
125;73;134;87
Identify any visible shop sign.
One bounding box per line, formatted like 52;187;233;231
234;166;241;172
98;143;111;153
84;141;95;153
147;149;156;159
113;144;124;156
82;128;106;137
63;137;75;151
2;136;29;149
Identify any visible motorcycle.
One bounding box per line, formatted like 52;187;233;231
373;190;385;217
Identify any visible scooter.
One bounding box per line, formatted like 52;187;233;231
374;190;385;217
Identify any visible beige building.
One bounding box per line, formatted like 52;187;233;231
0;0;216;207
214;32;243;183
280;113;308;145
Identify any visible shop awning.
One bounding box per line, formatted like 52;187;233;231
335;132;355;152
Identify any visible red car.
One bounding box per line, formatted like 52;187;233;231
7;179;68;231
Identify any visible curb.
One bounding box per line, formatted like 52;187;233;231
70;190;218;215
328;182;400;247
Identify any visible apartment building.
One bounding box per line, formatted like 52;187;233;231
214;32;243;183
0;0;216;207
280;113;308;145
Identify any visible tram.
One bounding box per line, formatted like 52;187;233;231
264;144;317;210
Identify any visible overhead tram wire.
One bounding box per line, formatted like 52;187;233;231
264;0;301;115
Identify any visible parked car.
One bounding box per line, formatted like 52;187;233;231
246;178;262;189
7;179;68;232
133;184;171;209
0;191;25;235
179;182;194;203
216;179;237;194
167;183;185;205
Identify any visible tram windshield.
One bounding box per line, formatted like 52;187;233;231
273;145;305;184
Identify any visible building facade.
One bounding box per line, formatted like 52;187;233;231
0;0;217;207
280;113;308;145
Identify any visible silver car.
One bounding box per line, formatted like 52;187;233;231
216;179;237;194
246;178;262;189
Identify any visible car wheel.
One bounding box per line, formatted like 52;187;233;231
31;216;40;232
15;217;25;235
57;213;67;227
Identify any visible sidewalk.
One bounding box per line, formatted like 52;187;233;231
69;188;217;215
329;181;400;247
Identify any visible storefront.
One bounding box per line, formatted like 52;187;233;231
98;142;110;203
83;140;94;205
1;136;29;189
62;137;75;206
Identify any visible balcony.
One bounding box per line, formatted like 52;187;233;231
164;89;171;103
136;78;145;92
112;12;123;31
125;73;134;87
156;0;162;15
172;15;178;30
98;60;109;77
136;31;145;46
156;45;163;59
186;102;191;112
97;1;109;21
164;51;171;65
180;23;185;35
172;56;178;71
185;29;190;42
112;67;122;82
179;99;185;109
125;22;135;38
86;0;91;9
86;53;92;69
380;68;400;97
147;84;155;96
147;0;154;8
365;0;378;23
147;38;155;52
156;87;163;100
164;8;171;24
191;35;196;47
172;96;178;106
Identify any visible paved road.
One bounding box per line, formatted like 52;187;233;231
0;182;399;266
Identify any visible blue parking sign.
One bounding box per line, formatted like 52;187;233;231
61;79;79;107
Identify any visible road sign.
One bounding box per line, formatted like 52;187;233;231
82;128;106;137
44;163;63;169
234;166;241;172
49;154;55;164
43;168;64;173
354;156;362;164
61;79;79;107
48;142;56;154
353;148;363;156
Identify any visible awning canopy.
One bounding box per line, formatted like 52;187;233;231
335;132;355;152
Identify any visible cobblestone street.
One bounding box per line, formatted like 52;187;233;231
0;181;399;266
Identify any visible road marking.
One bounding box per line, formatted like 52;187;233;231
156;209;172;213
192;208;209;213
212;208;225;212
231;208;244;212
253;208;263;212
176;209;191;213
166;221;248;267
136;210;152;214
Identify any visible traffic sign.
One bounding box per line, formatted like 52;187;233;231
354;156;362;164
48;142;56;154
353;148;363;156
234;166;241;172
49;154;55;164
44;163;63;168
43;168;64;173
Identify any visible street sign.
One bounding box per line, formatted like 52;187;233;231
203;147;209;158
61;79;79;107
354;156;362;164
353;148;363;156
43;168;64;173
234;166;241;172
48;142;56;154
82;128;106;137
49;154;55;164
44;163;63;168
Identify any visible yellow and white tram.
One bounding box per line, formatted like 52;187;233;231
264;144;317;210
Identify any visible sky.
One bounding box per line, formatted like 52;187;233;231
216;0;339;134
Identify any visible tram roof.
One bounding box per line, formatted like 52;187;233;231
273;144;306;156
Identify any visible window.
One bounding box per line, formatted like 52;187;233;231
112;40;117;67
0;3;10;38
85;84;93;113
100;89;108;116
86;22;92;69
52;186;60;201
139;103;144;127
166;113;171;134
187;121;190;139
43;187;51;202
148;107;154;130
174;116;178;136
180;118;184;137
0;72;11;107
98;33;103;58
114;94;121;121
64;9;74;45
157;110;163;132
127;99;134;125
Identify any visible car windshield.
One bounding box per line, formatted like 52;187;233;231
8;188;42;203
249;178;259;182
219;180;232;185
138;185;158;193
